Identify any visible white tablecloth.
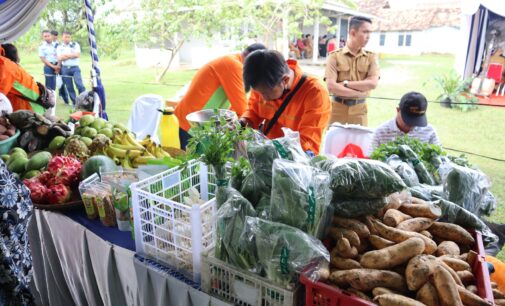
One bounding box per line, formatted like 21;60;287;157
28;209;229;306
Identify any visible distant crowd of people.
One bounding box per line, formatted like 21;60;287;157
289;33;346;59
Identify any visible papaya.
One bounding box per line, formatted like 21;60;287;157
26;151;52;171
80;137;93;147
79;114;95;127
7;152;28;166
9;147;27;158
7;156;29;173
23;170;41;179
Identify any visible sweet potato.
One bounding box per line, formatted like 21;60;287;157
356;238;370;253
332;216;370;238
0;125;6;134
467;285;479;294
360;237;424;269
439;256;471;271
369;234;395;249
439;261;464;286
421;230;433;239
494;289;505;300
433;265;464;306
428;222;475;246
397;217;434;232
496;299;505;306
374;293;426;306
329;269;407;292
457;270;476;285
399;203;442;219
373;220;437;254
372;287;398;297
336;236;358;259
491;282;499;289
383;209;412;227
405;254;438;291
0;134;8;141
466;250;478;267
457;285;493;306
411;197;428;205
330;255;361;270
347;288;373;302
378;193;405;218
417;282;441;306
436;241;460;256
327;227;360;247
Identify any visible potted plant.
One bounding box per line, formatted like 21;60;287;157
432;70;479;111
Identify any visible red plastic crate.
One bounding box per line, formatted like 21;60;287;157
300;230;495;306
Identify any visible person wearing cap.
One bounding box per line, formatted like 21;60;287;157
368;91;441;155
239;49;331;155
174;43;266;149
324;16;379;126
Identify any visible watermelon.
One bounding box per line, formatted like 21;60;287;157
81;155;117;179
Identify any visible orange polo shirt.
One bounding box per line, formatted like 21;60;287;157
175;53;247;131
242;59;331;154
0;56;38;111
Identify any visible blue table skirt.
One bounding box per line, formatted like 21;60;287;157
63;208;136;251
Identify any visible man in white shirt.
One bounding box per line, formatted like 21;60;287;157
39;30;59;92
369;91;441;155
57;31;85;105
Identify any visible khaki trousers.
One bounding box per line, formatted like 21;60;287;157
330;101;368;126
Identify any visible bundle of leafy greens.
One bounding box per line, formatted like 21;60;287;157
272;128;310;164
230;157;251;191
398;145;435;185
408;184;444;201
240;217;330;288
332;197;388;217
215;189;257;270
314;158;406;199
435;198;498;245
443;164;495;216
270;159;333;239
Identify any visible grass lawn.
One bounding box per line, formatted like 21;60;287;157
19;50;504;260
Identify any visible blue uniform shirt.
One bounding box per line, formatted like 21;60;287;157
38;41;58;63
57;42;81;66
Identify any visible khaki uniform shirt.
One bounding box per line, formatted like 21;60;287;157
324;45;380;97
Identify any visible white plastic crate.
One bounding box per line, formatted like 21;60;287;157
131;160;218;283
201;255;300;306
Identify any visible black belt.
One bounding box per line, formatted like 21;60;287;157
333;96;366;106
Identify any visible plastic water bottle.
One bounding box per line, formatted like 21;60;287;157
158;107;180;149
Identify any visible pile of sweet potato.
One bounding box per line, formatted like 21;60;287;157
326;195;502;306
0;113;17;141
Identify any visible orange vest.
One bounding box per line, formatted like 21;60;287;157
0;56;39;111
242;59;331;154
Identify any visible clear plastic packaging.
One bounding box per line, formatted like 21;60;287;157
398;145;435;185
239;217;330;288
386;154;419;187
101;170;138;231
270;159;333;239
78;174;100;220
94;183;116;227
272;128;310;164
332;197;388;218
314;157;407;199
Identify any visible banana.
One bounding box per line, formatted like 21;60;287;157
121;154;134;169
139;135;153;147
107;145;128;158
154;145;171;158
126;149;145;159
122;132;145;150
110;143;146;151
132;155;156;167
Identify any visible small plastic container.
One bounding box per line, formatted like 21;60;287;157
101;170;138;232
95;183;117;227
79;173;100;220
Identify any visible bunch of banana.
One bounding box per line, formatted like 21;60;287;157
105;131;171;169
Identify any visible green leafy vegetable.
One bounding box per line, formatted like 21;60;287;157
332;197;388;217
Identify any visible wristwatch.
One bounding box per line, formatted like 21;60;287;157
343;80;349;88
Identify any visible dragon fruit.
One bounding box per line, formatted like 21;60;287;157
46;156;82;186
23;178;48;203
46;184;72;204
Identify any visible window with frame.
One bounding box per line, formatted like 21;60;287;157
406;33;412;46
379;33;386;46
398;33;404;46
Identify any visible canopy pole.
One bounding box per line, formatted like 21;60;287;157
84;0;108;119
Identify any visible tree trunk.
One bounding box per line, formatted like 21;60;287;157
155;40;185;83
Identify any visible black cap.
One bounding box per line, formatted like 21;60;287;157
399;91;428;127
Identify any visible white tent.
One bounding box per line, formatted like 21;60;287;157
456;0;505;79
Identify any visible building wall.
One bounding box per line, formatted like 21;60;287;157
367;26;460;55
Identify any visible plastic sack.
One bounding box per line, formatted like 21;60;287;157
216;190;257;270
240;217;330;288
399;145;435;185
270;159;333;239
408;184;444;201
314;157;407;199
386;154;419;187
434;198;498;246
442;164;494;216
272;128;310;164
333;197;388;218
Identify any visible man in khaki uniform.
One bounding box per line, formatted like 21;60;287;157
324;16;380;126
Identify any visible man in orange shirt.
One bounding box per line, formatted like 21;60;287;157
0;47;40;112
239;50;331;155
174;43;265;149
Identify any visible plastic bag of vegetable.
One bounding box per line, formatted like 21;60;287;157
230;157;251;191
399;145;435;185
434;198;498;245
270;159;333;239
240;217;330;288
333;197;388;217
272;128;310;164
442;164;494;216
215;189;257;268
314;157;407;198
408;184;444;201
386;154;419;187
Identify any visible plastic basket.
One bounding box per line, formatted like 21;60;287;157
300;230;495;306
201;255;300;306
0;129;20;155
130;160;218;283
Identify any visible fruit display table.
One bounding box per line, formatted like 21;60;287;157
28;209;229;306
